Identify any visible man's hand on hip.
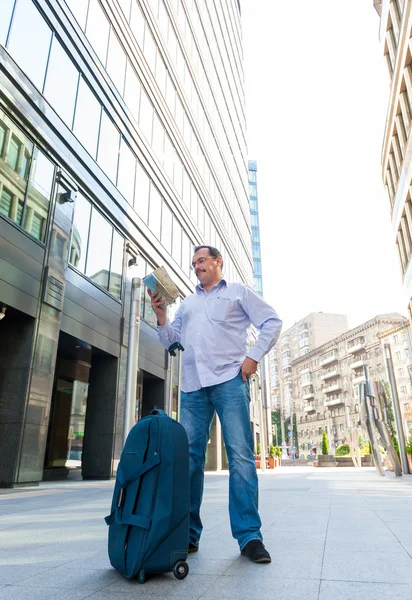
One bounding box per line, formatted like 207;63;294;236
241;357;258;382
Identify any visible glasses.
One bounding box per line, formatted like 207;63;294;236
190;256;215;271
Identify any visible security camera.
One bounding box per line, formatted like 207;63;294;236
0;307;6;321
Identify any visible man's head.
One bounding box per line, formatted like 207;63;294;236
191;245;223;290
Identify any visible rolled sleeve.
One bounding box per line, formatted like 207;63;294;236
240;285;282;362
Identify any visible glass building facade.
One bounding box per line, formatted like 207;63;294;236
248;160;263;296
0;0;252;486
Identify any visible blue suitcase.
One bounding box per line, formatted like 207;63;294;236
105;347;189;583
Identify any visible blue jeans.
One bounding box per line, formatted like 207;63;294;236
180;373;262;550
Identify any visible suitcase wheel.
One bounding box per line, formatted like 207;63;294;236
173;560;189;580
137;569;146;584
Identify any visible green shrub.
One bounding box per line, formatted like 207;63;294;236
269;444;275;457
275;446;282;458
335;444;350;456
405;435;412;456
256;443;261;457
392;436;400;460
321;429;330;455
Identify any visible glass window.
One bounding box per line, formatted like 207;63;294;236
161;201;172;253
130;0;145;48
165;74;176;116
155;52;167;97
172;216;182;266
123;61;141;124
109;230;123;298
251;227;260;242
97;111;120;183
252;242;260;258
24;149;55;241
85;0;110;65
65;0;89;30
73;78;101;158
163;133;174;180
253;258;262;275
117;0;132;21
117;138;136;204
143;29;157;73
0;111;33;228
250;212;259;227
148;184;161;239
106;29;126;95
43;37;79;128
151;111;164;159
181;230;190;275
139;89;153;141
86;208;112;289
174;155;183;198
0;0;15;46
7;0;52;91
134;160;150;223
70;192;91;272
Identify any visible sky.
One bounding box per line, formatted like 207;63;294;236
241;0;407;331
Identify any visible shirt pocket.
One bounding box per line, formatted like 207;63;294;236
207;297;235;322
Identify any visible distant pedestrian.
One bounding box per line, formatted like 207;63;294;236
149;245;282;563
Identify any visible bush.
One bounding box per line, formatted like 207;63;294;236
405;435;412;456
269;444;275;457
321;429;330;455
256;443;261;457
275;446;282;458
392;436;400;460
335;444;350;456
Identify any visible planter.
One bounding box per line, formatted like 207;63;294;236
255;458;261;469
316;455;337;468
268;457;275;469
407;454;412;473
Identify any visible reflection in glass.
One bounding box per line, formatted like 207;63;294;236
96;111;120;183
134;160;150;223
148;184;161;239
109;230;123;298
0;111;33;229
0;0;14;46
117;138;136;204
43;37;79;127
85;0;110;65
24;149;55;241
70;193;91;272
161;201;172;253
86;208;112;289
7;0;52;90
65;0;89;30
73;78;101;158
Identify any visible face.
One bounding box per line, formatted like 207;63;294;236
191;248;222;288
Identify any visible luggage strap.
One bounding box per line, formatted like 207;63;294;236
104;453;161;528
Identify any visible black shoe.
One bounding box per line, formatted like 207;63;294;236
241;540;271;563
188;543;199;553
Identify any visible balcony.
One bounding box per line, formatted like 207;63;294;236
350;358;365;370
301;367;310;375
348;341;366;354
303;392;315;400
304;404;316;412
300;378;313;388
324;397;344;408
352;374;366;385
320;353;338;367
321;369;340;381
323;383;342;394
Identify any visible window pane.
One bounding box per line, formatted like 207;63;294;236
161;201;172;253
70;192;91;272
172;216;181;266
134;160;149;222
117;138;136;204
139;89;153;141
106;30;126;95
23;149;54;241
130;0;145;48
0;0;14;46
86;208;112;289
143;28;156;73
117;0;131;21
109;230;123;298
65;0;89;30
43;37;79;128
73;78;101;158
85;0;110;65
151;111;164;159
181;230;190;275
7;0;52;90
123;61;141;123
97;111;120;183
148;184;161;239
0;110;33;228
164;133;174;180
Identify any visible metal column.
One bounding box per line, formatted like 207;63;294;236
123;277;142;445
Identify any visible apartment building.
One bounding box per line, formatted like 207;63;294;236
0;0;252;485
374;0;412;321
270;312;348;415
293;313;409;457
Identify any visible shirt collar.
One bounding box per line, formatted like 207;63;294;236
196;277;227;294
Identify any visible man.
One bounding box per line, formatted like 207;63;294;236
149;245;282;563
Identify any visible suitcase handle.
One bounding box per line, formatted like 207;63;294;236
168;342;184;356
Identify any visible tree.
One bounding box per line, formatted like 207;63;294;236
322;429;330;455
271;409;282;443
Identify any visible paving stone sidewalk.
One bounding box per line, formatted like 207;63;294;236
1;467;412;600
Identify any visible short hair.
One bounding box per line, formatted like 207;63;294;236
193;245;223;269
